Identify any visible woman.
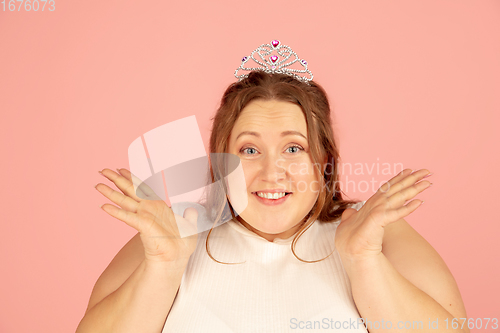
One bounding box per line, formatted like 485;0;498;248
77;41;468;332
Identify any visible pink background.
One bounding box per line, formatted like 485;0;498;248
1;1;499;332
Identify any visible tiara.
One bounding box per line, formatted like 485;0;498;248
234;39;313;84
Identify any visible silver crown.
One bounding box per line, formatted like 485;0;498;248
234;39;313;84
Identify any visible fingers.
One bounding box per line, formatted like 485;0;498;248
379;169;431;196
101;167;176;220
99;168;144;202
183;207;199;223
382;199;423;225
356;169;432;229
387;177;431;206
116;167;132;181
378;169;412;193
374;168;432;212
378;169;432;213
116;168;130;181
117;168;163;201
100;202;157;234
395;169;432;197
178;207;199;238
98;168;181;241
96;183;139;213
100;203;137;228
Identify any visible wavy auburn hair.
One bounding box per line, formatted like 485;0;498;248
203;71;359;264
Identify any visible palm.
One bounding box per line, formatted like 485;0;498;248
335;169;432;262
95;168;199;263
135;199;198;262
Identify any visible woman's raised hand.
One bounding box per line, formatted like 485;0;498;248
335;168;433;263
95;168;199;264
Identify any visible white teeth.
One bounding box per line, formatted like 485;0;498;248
256;192;287;199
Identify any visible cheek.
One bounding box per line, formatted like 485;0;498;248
240;162;258;189
292;162;321;193
285;158;316;178
287;162;302;175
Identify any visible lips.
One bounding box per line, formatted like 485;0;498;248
251;191;292;206
251;189;293;194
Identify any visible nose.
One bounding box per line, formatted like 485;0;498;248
259;155;286;183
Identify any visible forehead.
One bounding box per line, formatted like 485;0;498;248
231;99;307;135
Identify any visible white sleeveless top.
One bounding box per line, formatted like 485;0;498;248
163;201;368;333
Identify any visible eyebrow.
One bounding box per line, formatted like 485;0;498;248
235;130;307;141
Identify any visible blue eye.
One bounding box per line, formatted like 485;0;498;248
240;145;304;156
286;145;304;153
240;147;258;155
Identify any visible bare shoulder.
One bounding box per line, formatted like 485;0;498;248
85;232;145;313
382;219;468;319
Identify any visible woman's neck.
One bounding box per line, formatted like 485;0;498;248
236;216;307;242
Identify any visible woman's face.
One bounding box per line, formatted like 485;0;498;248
227;99;322;242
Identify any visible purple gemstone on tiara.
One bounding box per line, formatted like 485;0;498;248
242;56;248;62
271;66;276;69
270;55;278;63
301;59;307;65
271;40;280;48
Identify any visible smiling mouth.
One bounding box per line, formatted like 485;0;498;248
251;191;293;200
